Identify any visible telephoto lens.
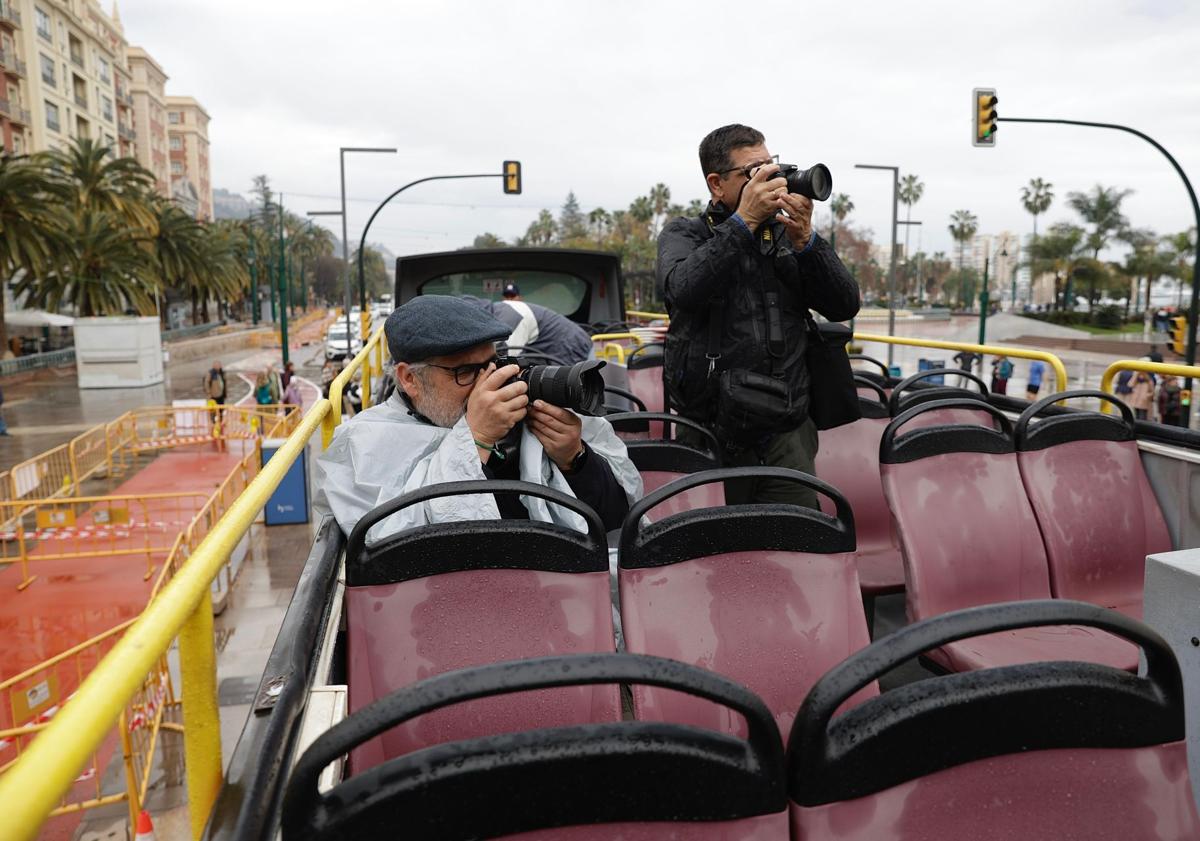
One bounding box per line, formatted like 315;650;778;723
504;358;608;416
777;163;833;201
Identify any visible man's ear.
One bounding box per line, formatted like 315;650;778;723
395;363;418;397
705;173;723;205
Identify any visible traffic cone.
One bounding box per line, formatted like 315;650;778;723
133;809;156;841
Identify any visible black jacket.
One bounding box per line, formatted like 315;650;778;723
656;203;860;425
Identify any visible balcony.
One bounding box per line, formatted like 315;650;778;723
118;123;134;141
0;97;10;118
0;2;20;27
121;90;134;106
12;105;29;125
0;48;23;78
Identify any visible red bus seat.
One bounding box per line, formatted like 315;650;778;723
788;600;1200;841
888;368;992;430
879;399;1137;672
816;376;903;600
624;343;665;414
342;481;619;773
1015;391;1172;619
607;412;723;517
619;468;874;738
282;654;789;841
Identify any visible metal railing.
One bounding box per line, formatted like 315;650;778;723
1099;360;1200;414
0;2;20;26
161;322;222;342
0;347;76;377
322;325;387;447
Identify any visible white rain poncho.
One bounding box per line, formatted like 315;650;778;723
314;392;643;545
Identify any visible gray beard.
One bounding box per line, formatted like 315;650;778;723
410;390;466;429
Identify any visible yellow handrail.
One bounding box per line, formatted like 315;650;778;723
0;400;332;841
589;332;644;345
852;332;1071;394
323;325;388;449
1099;359;1200;413
626;310;670;321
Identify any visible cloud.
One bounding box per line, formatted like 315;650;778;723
116;0;1200;260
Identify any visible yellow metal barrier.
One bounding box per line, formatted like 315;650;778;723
10;443;75;505
323;325;388;448
599;343;628;364
0;400;329;841
1099;360;1200;414
68;424;111;494
851;332;1071;394
1;492;209;591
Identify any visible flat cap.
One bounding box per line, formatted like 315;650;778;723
385;295;511;363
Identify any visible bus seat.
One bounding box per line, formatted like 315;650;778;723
607;412;723;517
342;481;618;773
625;343;665;414
816;376;904;599
880;399;1138;673
848;354;893;394
618;468;874;738
888;368;992;431
282;654;789;841
1015;391;1172;619
788;600;1200;841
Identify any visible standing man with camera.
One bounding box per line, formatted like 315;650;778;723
315;295;640;543
657;124;860;507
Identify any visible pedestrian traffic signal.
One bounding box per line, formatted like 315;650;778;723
1171;315;1188;355
973;88;998;147
503;160;522;195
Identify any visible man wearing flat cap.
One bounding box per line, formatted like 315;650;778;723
316;295;641;544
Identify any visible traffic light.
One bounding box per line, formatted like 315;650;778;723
503;160;522;195
1170;315;1188;355
973;88;998;147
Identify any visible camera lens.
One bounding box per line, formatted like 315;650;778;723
780;163;833;201
521;359;607;416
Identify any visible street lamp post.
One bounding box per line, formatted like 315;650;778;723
979;253;991;345
340;147;397;358
855;164;901;367
355;170;512;339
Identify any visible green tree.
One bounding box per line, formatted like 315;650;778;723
587;207;611;244
351;246;389;298
45;137;155;228
1067;185;1133;259
147;198;207;324
649;183;671;236
522;209;558;247
559;191;586;242
948;210;979;308
686;199;705;216
0;153;70;350
472;233;507;248
1163;228;1198;309
830;193;854;246
1020;177;1054;252
898;175;924;297
1028;222;1087;311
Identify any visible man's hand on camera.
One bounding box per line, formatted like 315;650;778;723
527;400;584;472
734;163;788;230
778;193;814;249
465;363;527;461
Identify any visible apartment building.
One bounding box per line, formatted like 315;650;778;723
0;0;30;154
12;0;128;155
126;45;167;196
166;95;211;220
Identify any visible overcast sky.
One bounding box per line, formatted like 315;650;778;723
116;0;1200;264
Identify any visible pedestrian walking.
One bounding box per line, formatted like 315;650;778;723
990;355;1013;395
203;360;227;404
1158;374;1184;427
1025;359;1046;401
254;371;273;406
281;361;295;391
1114;369;1134;400
283;377;303;413
1130;371;1155;421
266;364;282;404
953;350;979;372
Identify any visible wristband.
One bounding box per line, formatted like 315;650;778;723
474;439;505;460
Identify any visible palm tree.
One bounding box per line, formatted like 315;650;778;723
0;153;70;351
1020;179;1054;299
948;210;979;308
147;198;207;324
1067;185;1133;259
898;175;924;298
830;193;854;249
15;208;157;317
1163;229;1197;310
587;207;611;243
628;196;654;235
648;183;671;236
1028;222;1087;311
45;137;155;228
686;199;705;216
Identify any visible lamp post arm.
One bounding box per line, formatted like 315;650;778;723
999;116;1200;418
356;173;503;320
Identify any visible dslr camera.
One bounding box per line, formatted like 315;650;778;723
771;163;833;202
499;356;607;417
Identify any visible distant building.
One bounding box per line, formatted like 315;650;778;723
213;187;252;220
126;45;168;197
166;94;211;220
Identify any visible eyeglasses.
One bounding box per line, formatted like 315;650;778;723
413;356;500;386
715;154;779;180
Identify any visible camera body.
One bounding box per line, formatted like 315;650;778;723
775;163;833;201
499;356;607;417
